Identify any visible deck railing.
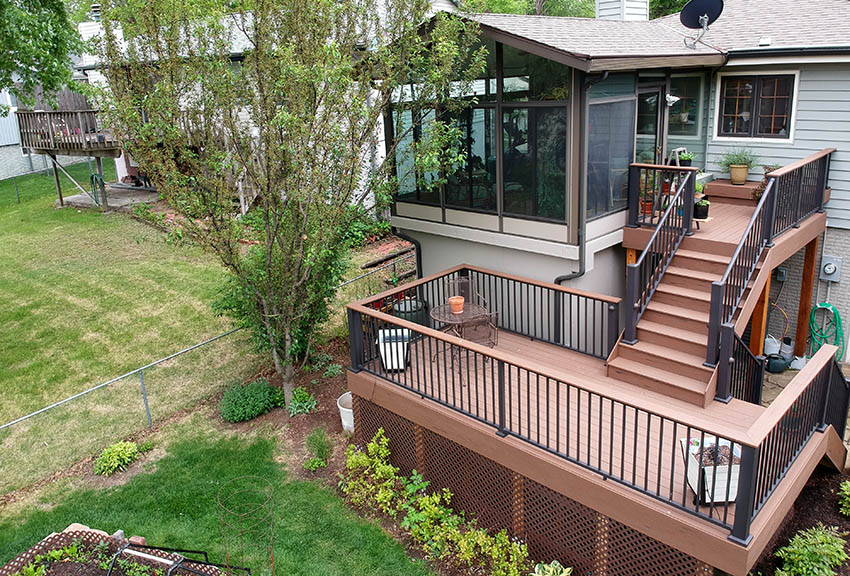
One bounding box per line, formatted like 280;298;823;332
348;265;748;532
348;269;850;545
623;166;697;344
706;149;834;366
731;346;849;543
716;323;765;404
16;110;118;153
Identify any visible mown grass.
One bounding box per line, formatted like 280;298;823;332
0;163;261;494
0;422;433;576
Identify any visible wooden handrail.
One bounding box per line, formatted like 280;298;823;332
347;300;754;443
745;345;837;444
630;162;700;172
354;263;622;307
16;109;101;114
767;148;836;178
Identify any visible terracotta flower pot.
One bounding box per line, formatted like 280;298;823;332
729;164;749;185
449;296;465;315
640;199;653;215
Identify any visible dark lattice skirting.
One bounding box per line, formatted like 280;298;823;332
353;394;714;576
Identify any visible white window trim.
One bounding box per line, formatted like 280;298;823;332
712;69;800;144
668;73;704;142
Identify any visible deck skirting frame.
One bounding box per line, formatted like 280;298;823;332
353;394;714;576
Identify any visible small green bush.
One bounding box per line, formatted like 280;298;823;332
288;386;317;416
219;379;274;423
775;523;848;576
309;351;334;372
138;440;154;453
323;363;344;379
838;481;850;517
94;441;140;476
531;561;572;576
303;457;327;471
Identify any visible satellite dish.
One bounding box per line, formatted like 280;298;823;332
680;0;723;49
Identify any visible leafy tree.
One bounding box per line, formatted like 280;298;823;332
465;0;594;17
97;0;484;403
649;0;687;19
0;0;81;107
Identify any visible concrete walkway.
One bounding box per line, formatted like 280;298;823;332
59;187;158;210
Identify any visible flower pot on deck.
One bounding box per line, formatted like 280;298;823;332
729;164;749;185
449;296;465;315
680;158;692;167
694;202;709;220
640;199;653;215
337;392;354;433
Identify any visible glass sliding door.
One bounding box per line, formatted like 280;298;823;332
635;88;663;165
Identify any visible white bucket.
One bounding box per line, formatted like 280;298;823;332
780;337;795;362
764;335;781;356
337;391;354;433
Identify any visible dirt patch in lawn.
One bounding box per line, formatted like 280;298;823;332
751;466;850;575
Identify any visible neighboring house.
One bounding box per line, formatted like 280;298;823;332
346;1;850;575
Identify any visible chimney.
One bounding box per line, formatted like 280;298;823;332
595;0;649;20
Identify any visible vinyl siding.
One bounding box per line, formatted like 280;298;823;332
705;63;850;229
0;89;19;146
596;0;648;20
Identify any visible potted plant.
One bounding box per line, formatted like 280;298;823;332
753;164;781;201
719;149;759;185
694;197;710;219
640;188;654;215
679;151;695;167
449;295;465;314
681;435;741;504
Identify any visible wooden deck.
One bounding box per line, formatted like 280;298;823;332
362;330;765;528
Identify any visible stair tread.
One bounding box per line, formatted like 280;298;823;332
655;283;711;302
675;250;731;265
637;320;707;345
608;357;708;393
646;300;710;323
624;341;713;374
666;266;722;282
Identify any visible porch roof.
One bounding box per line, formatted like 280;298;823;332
466;13;726;72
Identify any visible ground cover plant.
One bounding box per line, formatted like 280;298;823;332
340;429;531;576
0;427;434;576
0;163;259;494
303;427;333;471
93;440;152;477
775;524;847;576
219;379;275;423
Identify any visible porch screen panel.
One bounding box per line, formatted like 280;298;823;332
446;107;498;212
502;107;567;221
587;99;636;220
392;108;440;205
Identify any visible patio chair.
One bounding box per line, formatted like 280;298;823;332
463;311;499;348
376;328;410;372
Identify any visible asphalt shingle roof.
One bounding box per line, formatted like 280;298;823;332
657;0;850;52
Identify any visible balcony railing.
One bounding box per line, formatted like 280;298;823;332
347;267;850;545
707;149;835;366
16;110;119;153
624;165;697;343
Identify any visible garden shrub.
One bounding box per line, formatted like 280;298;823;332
775;523;848;576
94;441;140;476
340;429;533;576
532;560;572;575
219;379;274;423
304;427;333;471
838;481;850;517
287;386;317;416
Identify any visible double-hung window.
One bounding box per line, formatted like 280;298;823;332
718;74;795;139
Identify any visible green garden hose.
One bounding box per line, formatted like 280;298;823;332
810;302;845;361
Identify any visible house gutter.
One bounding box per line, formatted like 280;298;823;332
727;46;850;58
392;227;423;279
554;71;607;286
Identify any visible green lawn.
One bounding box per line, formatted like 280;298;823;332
0;163;260;494
0;422;432;576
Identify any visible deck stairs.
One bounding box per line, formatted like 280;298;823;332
608;181;763;406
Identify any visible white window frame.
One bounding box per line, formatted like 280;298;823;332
669;73;704;142
712;69;800;144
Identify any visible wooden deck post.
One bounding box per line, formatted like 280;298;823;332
749;275;772;357
49;153;63;207
95;157;108;210
794;237;818;357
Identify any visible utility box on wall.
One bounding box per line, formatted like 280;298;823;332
820;255;842;283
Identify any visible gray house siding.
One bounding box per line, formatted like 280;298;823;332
0;113;19;147
704;63;850;230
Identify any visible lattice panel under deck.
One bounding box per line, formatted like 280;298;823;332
353;395;715;576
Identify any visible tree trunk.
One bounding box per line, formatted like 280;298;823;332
281;329;295;406
534;0;546;15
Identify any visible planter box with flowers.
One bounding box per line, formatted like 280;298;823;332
680;435;741;504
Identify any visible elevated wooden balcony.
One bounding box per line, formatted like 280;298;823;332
346;264;850;575
16;110;121;158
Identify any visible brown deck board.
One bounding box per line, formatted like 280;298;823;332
365;331;768;528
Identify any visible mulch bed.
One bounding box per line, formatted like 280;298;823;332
751;466;850;575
